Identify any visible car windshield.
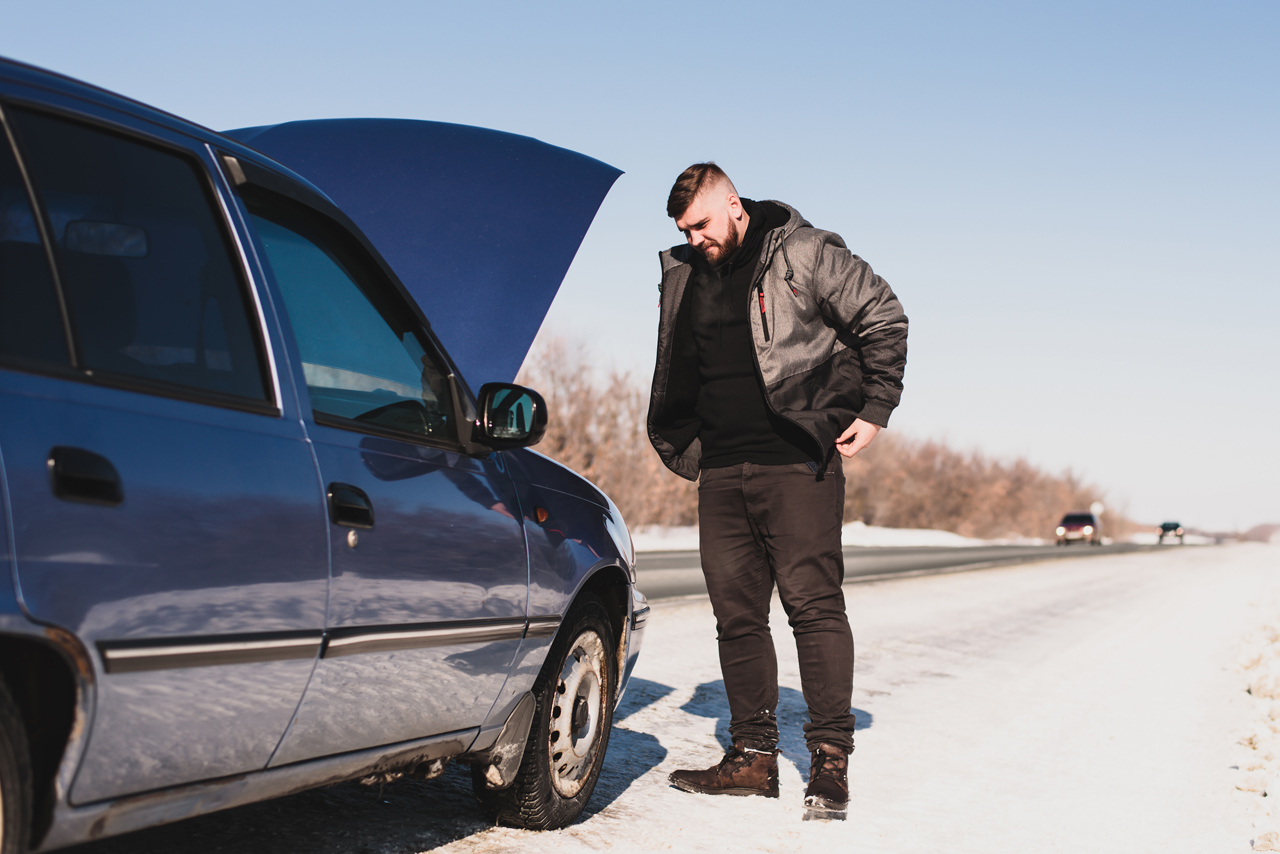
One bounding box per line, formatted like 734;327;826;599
1061;514;1095;525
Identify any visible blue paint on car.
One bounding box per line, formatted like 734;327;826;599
0;54;644;849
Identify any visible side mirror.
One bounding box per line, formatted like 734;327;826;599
475;383;547;450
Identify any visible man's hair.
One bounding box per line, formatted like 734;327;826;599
667;162;734;219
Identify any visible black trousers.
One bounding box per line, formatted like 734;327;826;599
697;461;855;753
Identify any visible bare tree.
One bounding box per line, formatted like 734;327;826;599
517;338;697;528
520;338;1133;539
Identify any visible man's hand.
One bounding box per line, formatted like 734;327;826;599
835;418;881;459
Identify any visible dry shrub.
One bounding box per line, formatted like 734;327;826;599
520;338;1132;539
842;433;1132;539
516;339;697;527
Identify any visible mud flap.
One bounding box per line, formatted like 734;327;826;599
476;692;536;790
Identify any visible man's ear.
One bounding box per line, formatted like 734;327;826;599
726;192;744;218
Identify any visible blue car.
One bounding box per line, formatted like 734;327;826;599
0;56;646;852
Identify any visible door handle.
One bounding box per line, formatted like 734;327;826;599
327;483;374;529
48;447;124;506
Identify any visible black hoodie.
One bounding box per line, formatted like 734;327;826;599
688;199;810;468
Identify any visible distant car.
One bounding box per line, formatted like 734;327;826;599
0;56;647;851
1158;522;1185;544
1056;512;1102;546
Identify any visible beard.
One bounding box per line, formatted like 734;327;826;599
700;217;741;265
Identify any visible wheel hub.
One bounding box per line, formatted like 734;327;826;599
572;695;589;734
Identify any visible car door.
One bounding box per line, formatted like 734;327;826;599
0;104;328;802
235;184;530;765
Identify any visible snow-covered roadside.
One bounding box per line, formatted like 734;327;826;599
1127;531;1218;546
69;544;1280;854
435;542;1279;854
630;521;1020;553
1231;572;1280;851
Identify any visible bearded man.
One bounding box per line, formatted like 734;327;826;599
646;163;907;820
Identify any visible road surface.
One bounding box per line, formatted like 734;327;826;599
636;541;1163;600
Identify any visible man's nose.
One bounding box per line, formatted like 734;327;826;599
688;231;703;247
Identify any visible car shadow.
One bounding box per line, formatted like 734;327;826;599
680;679;872;781
577;676;673;817
63;678;679;854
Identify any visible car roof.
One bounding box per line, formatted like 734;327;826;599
0;56;334;205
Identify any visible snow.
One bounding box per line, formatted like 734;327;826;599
431;542;1280;853
630;521;1001;553
77;543;1280;854
1127;531;1218;545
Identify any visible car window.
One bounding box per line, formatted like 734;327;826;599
0;120;67;366
245;198;456;443
5;108;269;403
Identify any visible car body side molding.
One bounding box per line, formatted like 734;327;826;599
37;728;474;849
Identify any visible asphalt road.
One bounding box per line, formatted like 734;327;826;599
636;542;1167;600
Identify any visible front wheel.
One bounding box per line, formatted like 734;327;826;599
472;596;617;829
0;681;31;854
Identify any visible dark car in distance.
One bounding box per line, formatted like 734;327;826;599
1056;512;1102;546
0;56;647;852
1158;522;1185;544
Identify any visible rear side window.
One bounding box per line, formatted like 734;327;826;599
0;121;67;365
246;196;457;444
6;108;269;403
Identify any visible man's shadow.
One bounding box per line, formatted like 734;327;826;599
681;679;872;781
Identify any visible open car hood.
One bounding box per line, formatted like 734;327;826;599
225;119;621;386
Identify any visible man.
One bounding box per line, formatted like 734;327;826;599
647;163;907;820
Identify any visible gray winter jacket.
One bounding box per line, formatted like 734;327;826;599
647;201;908;481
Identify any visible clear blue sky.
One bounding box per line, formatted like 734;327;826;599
4;0;1276;530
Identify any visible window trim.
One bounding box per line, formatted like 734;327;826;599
203;143;284;413
237;178;479;453
0;100;78;366
0;99;281;416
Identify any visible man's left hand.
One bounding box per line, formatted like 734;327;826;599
835;418;881;459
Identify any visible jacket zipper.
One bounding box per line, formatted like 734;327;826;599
756;282;770;341
744;233;824;462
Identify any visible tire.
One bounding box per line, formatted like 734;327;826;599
0;681;31;854
472;596;616;829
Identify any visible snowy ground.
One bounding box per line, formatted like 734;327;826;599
78;543;1280;854
630;521;1025;552
432;542;1279;854
1127;531;1219;546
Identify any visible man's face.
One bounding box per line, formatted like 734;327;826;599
675;187;743;265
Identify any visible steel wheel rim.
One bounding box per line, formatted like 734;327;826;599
547;629;606;797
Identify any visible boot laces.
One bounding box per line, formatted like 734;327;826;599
811;746;847;780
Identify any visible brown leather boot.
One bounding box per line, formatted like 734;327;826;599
803;743;849;820
668;743;780;798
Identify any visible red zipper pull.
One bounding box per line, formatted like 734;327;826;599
757;284;770;340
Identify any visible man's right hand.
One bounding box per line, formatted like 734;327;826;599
835;418;881;459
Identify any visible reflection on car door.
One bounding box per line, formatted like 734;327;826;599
243;193;530;764
0;107;328;802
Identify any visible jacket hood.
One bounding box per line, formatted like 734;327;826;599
225;119;621;386
662;200;809;268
